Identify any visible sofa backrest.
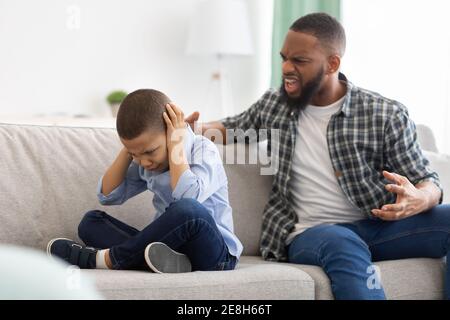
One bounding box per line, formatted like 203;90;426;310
0;124;272;256
1;123;447;257
416;124;439;153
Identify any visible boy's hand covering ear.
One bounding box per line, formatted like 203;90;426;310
163;103;187;153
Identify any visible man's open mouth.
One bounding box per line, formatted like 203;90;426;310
284;77;300;95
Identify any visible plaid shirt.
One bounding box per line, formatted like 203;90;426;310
221;73;443;262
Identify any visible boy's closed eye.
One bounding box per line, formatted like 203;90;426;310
129;147;159;158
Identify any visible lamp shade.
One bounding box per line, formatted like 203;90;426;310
186;0;254;56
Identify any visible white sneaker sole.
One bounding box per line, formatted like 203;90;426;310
144;242;192;274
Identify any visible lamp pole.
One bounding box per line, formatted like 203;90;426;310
212;54;234;119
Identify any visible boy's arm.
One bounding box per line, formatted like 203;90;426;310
163;103;190;190
168;145;189;191
97;147;147;205
171;141;225;202
164;103;223;202
101;147;133;195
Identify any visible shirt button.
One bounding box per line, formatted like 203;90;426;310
334;170;343;178
290;111;294;116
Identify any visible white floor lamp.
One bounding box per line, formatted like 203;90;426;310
186;0;254;119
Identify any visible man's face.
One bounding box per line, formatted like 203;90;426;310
279;30;328;108
120;129;169;173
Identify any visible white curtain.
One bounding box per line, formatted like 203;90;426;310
342;0;450;154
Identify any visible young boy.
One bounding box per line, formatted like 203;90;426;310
47;89;243;273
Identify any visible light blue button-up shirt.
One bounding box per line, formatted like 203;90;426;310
97;126;243;259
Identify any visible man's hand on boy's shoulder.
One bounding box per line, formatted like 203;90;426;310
184;111;200;131
163;103;186;151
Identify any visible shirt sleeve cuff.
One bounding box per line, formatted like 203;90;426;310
171;169;199;200
415;177;444;205
97;175;126;204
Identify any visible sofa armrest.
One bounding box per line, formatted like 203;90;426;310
423;150;450;204
416;124;439;153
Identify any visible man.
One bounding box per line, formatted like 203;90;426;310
185;13;450;299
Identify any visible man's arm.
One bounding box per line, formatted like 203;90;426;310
184;112;229;145
185;91;269;144
371;106;443;221
371;171;442;221
416;180;442;210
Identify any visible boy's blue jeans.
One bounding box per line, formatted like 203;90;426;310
287;204;450;300
78;198;237;271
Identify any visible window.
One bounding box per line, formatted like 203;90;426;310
342;0;450;154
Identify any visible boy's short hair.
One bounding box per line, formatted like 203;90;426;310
116;89;171;139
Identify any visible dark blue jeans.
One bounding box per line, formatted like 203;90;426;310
78;198;237;271
287;204;450;300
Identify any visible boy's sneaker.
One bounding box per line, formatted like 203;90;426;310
144;242;192;273
47;238;97;269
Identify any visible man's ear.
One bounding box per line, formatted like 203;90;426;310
327;55;341;75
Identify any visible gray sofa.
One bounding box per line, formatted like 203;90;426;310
0;123;448;299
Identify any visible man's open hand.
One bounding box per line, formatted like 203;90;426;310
371;170;429;221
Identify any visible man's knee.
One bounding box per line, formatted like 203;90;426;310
319;225;369;256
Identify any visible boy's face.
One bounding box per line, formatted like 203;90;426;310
120;129;169;172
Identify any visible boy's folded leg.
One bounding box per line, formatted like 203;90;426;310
47;238;98;269
144;242;192;274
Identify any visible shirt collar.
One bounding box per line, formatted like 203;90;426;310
283;72;356;118
338;72;356;118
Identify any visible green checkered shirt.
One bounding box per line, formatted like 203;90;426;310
221;74;443;261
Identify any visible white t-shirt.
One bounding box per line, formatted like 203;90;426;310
286;96;365;245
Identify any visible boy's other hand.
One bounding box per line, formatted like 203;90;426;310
184;111;200;131
163;103;187;152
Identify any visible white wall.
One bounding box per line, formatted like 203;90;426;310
0;0;273;122
342;0;450;154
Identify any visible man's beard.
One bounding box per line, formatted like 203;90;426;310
279;67;325;110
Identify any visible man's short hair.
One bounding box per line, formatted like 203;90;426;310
290;12;346;56
116;89;170;139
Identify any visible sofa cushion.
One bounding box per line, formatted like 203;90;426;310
83;256;314;300
241;256;445;300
